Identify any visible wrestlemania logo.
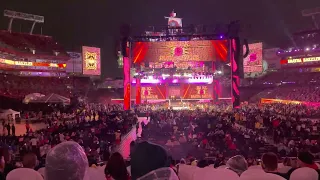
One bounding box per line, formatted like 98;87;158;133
85;52;98;70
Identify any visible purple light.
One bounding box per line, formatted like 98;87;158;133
172;79;178;83
219;35;223;39
132;79;161;84
188;78;213;84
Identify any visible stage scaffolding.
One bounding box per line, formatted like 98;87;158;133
121;21;245;110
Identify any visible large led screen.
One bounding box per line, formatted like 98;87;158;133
132;40;228;64
243;43;263;73
181;84;213;99
168;85;181;99
131;85;166;100
82;46;101;76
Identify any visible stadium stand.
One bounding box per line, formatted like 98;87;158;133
0;30;68;59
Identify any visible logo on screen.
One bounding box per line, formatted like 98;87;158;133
141;87;158;99
68;52;81;59
174;47;184;56
196;86;207;95
85;52;97;70
249;53;257;62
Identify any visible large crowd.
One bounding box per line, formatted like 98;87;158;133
0;74;92;99
1;68;320;180
0;101;319;180
246;71;320;103
261;86;320;103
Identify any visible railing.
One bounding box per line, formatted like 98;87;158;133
117;125;137;160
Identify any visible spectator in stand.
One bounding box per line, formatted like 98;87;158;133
6;153;42;180
278;157;294;174
286;151;320;179
6;168;43;180
261;152;287;179
131;141;170;180
289;167;319;180
297;151;318;170
45;141;88;180
0;151;5;180
226;155;248;176
22;153;38;169
105;152;130;180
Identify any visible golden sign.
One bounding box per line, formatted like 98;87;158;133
190;86;210;99
85;52;97;70
141;87;158;99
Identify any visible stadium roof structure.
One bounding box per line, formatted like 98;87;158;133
126;21;242;42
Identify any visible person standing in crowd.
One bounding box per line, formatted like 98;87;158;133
25;120;30;134
11;124;15;136
105;152;130;180
0;153;5;180
30;136;39;156
2;148;16;178
1;120;5;136
261;152;287;179
6;153;42;180
6;123;11;136
22;153;38;169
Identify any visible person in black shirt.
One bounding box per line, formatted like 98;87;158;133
6;124;10;136
11;124;15;136
1;121;5;135
286;151;320;179
261;152;288;179
0;155;5;180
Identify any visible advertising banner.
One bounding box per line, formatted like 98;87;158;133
66;52;82;73
0;58;66;69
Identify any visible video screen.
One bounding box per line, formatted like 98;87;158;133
131;85;167;100
243;42;263;73
82;46;101;76
180;84;213;99
132;40;228;64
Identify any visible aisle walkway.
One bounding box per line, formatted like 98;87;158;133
118;117;148;159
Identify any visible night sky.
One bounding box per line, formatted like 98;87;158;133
1;0;320;77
